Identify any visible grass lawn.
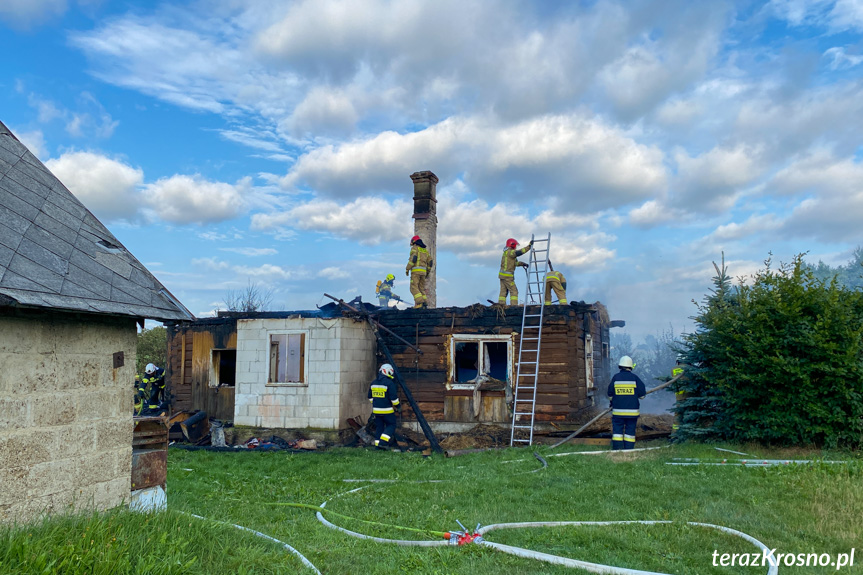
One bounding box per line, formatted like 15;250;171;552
2;441;861;574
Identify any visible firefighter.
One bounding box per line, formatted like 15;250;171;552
544;261;567;305
376;274;403;308
368;363;400;450
133;375;145;415
671;360;686;434
142;363;167;412
607;355;646;450
405;235;433;308
498;238;532;305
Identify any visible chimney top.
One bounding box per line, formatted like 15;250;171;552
410;171;439;184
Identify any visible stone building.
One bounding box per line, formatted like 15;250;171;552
0;121;192;523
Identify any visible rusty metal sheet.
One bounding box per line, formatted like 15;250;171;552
131;449;167;490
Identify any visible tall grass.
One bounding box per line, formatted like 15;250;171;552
2;442;861;574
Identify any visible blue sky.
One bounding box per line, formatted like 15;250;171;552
2;0;862;340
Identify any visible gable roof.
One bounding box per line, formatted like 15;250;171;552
0;121;193;322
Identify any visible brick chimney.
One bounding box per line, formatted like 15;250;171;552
410;171;438;308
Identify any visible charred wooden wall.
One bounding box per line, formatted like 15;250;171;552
375;303;609;423
166;318;237;421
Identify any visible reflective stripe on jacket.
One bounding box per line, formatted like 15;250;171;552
368;373;400;415
498;246;530;278
607;369;646;417
141;367;165;389
407;245;432;275
546;270;566;285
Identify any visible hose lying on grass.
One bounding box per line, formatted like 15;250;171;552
265;478;779;575
185;512;321;574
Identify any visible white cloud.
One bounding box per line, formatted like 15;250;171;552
252;196;413;244
823;46;863;70
46;151;143;221
142;174;248;225
286;87;359;137
282;114;666;210
629;200;687;227
771;0;863;31
219;247;278;256
192;257;232;271
15;130;48;160
769;150;863;242
318;266;349;280
0;0;66;29
674;145;766;211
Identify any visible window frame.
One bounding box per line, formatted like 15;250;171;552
447;333;515;389
266;330;309;386
209;348;237;388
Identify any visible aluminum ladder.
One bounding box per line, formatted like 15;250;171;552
510;233;551;446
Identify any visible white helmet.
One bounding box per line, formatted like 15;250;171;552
618;356;634;369
145;363;157;374
379;363;394;378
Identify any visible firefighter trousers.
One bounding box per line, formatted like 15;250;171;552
612;416;637;450
498;277;518;304
544;278;567;304
374;413;397;448
410;272;427;307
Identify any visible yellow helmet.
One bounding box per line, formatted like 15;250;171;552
386;273;395;281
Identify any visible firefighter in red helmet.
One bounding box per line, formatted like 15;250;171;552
498;237;532;305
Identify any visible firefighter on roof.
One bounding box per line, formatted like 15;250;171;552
376;274;403;308
544;261;568;305
406;235;433;308
498;238;532;305
607;355;646;450
368;363;400;450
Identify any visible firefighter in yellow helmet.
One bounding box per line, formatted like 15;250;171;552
376;274;403;308
406;235;433;308
544;261;568;305
498;238;532;305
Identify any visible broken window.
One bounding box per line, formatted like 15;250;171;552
269;333;306;384
449;334;513;387
209;349;237;388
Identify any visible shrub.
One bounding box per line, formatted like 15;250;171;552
675;254;863;448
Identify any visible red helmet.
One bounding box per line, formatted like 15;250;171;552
411;235;420;244
506;238;518;249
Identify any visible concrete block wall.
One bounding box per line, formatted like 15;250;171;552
235;317;375;429
0;313;136;524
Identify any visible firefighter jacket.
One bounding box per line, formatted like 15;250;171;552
406;243;433;276
377;278;394;296
499;245;531;278
368;373;400;415
546;270;566;288
141;367;165;389
607;369;646;417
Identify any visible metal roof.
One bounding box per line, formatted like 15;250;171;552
0;121;193;322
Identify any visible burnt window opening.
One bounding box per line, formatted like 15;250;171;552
209;349;237;388
454;341;479;382
450;335;513;385
269;333;306;384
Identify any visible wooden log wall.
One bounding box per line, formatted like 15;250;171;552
166;318;237;421
376;304;604;423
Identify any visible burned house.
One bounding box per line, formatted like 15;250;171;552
166;301;611;433
375;303;611;429
0;121;192;523
164;169;615;437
